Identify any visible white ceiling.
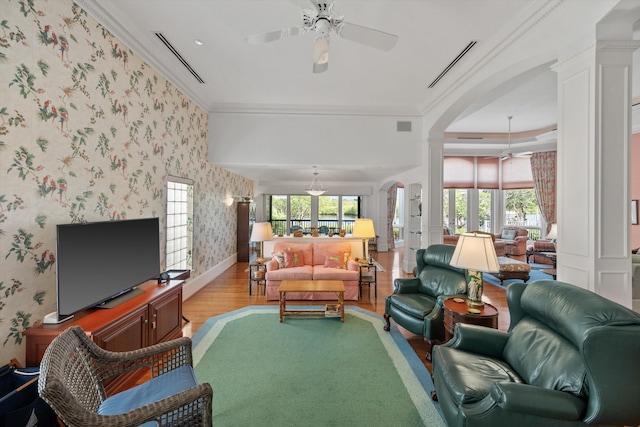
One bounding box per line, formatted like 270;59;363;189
76;0;640;184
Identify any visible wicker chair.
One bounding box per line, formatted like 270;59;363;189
38;326;213;427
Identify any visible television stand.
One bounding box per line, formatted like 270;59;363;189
96;286;145;309
42;311;73;324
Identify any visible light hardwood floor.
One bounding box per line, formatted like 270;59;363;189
182;247;510;373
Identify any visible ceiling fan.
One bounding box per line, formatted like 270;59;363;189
488;116;533;161
245;0;398;73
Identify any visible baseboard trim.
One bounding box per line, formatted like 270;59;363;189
182;254;237;301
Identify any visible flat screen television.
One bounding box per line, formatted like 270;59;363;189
50;217;160;323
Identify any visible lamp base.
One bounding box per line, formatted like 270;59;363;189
466;269;484;307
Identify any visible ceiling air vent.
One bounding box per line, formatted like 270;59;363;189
397;121;412;132
428;40;477;89
154;32;205;84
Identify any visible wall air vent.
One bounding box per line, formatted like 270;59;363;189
428;40;477;89
397;121;412;132
154;32;205;84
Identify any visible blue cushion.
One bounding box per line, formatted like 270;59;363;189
98;365;198;421
501;229;517;240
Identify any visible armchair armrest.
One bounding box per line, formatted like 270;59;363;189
444;323;509;358
266;259;279;271
489;382;585;420
86;335;194;381
392;277;420;294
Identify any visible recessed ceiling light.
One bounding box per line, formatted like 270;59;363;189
194;39;204;46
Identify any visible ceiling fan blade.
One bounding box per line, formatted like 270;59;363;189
246;27;305;45
336;21;398;51
313;35;329;73
514;151;533;157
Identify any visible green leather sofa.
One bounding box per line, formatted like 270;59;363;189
432;280;640;427
383;244;467;359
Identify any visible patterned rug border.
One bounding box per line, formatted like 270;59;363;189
191;306;444;426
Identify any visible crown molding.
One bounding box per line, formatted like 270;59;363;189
208;103;421;117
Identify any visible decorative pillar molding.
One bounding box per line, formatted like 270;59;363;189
422;136;445;248
552;37;640;306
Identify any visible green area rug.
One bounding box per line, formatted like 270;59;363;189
192;306;445;427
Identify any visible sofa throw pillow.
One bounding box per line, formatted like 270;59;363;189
284;247;304;268
501;229;517;240
272;252;285;268
324;251;349;269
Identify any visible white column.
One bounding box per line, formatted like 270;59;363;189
553;37;640;306
422;136;445;247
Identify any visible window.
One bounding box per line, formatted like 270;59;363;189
394;187;404;241
166;177;193;271
504;189;542;239
289;195;311;232
478;189;493;232
443;156;541;238
268;195;361;235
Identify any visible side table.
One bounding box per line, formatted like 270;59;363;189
248;261;267;295
358;262;377;298
443;298;498;341
540;251;557;279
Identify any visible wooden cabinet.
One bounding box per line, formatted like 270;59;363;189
237;201;255;262
24;279;184;394
92;304;149;352
149;287;183;344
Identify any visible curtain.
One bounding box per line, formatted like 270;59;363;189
387;183;398;250
530;151;557;234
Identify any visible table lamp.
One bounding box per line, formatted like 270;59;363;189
449;232;500;307
352;218;376;261
250;222;274;262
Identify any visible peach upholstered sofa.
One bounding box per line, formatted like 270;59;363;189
265;241;359;301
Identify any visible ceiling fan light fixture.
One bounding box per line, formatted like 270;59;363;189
314;36;330;64
306;166;326;196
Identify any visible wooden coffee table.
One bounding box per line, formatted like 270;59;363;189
278;280;345;323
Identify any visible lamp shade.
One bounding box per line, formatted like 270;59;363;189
449;232;500;273
250;222;274;242
546;223;557;240
352;219;376;239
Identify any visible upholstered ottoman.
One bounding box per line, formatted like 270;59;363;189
496;256;530;284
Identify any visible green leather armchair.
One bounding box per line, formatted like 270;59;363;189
383;244;467;359
432;280;640;427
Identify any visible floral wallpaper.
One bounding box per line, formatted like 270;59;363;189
0;0;251;364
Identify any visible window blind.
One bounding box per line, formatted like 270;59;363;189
444;156;532;189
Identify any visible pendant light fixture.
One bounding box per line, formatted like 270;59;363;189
306;166;326;196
